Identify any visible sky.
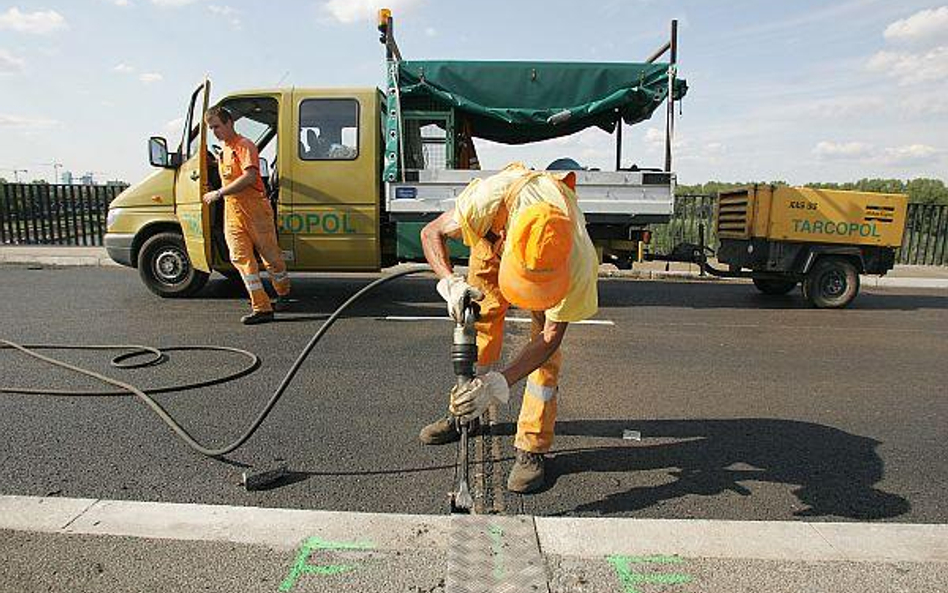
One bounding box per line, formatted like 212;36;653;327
1;0;947;185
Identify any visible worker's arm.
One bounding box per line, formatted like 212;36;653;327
451;317;568;423
202;168;258;204
501;318;568;386
422;209;484;322
420;209;462;280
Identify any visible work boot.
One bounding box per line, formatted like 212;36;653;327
271;296;291;312
241;311;274;325
419;416;479;445
419;416;460;445
507;449;545;493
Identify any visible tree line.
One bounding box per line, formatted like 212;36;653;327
677;178;948;205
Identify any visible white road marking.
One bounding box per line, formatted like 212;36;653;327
383;316;615;326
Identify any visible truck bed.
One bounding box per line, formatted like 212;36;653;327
385;169;675;224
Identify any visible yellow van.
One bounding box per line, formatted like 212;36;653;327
105;14;686;296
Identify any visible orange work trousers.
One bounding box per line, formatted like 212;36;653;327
465;237;561;453
224;197;290;313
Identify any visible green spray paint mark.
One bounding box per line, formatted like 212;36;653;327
279;537;374;592
607;555;692;593
489;523;506;580
611;555;684;565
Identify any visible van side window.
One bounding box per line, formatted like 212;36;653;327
299;99;359;161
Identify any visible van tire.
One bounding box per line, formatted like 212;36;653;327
752;277;797;295
137;232;209;298
802;257;859;309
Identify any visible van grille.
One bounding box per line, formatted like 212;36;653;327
717;191;750;238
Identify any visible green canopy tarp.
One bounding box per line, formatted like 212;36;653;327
397;60;687;145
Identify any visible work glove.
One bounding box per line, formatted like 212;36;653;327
436;274;484;323
450;371;510;424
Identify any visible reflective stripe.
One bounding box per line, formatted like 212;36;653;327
525;380;557;402
241;273;264;292
270;270;289;281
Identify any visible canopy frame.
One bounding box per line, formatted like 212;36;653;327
378;12;681;182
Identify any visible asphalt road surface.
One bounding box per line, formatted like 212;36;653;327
3;264;947;522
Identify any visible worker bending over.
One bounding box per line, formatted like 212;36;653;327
419;162;599;493
203;106;290;325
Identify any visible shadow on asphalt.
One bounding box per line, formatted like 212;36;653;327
229;462;460;494
495;418;910;520
594;280;948;311
247;461;459;482
197;276;446;319
196;275;948;314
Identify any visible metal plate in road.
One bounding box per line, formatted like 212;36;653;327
446;515;549;593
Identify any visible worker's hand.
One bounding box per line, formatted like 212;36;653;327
436;274;484;323
450;371;509;423
202;190;221;205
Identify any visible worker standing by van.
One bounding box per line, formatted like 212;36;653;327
418;162;599;493
202;106;290;325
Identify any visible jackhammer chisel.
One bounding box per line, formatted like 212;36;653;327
450;297;479;512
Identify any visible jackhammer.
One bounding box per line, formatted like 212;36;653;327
450;295;479;512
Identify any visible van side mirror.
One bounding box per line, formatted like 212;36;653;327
148;136;180;168
258;157;270;179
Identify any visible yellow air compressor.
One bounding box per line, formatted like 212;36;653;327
713;185;908;308
648;185;909;308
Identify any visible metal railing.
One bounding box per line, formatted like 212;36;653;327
650;194;717;253
898;203;948;266
650;196;948;267
0;183;127;246
3;184;946;266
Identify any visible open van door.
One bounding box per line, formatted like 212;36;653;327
174;79;212;273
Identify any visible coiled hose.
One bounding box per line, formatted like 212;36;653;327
0;266;429;458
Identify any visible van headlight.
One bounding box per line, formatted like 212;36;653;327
106;209;119;231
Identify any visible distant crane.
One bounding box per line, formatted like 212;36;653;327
1;168;29;183
37;161;64;184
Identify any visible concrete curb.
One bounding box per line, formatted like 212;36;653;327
871;276;948;289
2;494;947;563
535;516;948;563
0;247;119;268
2;247;946;290
600;268;745;283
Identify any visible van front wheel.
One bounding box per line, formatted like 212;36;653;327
138;232;209;298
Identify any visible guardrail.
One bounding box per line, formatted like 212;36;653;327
650;195;948;267
0;183;127;246
650;194;717;253
899;203;948;266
